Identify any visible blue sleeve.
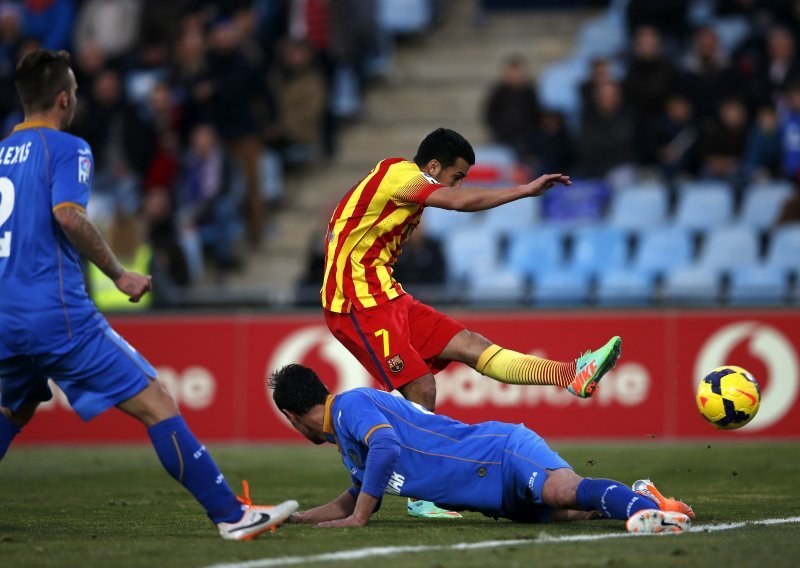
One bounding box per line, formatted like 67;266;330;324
359;427;401;498
51;136;92;210
336;391;392;443
347;485;383;513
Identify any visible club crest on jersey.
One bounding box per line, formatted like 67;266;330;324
386;354;404;373
78;155;91;184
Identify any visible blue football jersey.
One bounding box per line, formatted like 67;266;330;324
328;388;519;517
0;122;100;358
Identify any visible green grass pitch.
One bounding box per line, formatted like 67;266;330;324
2;442;799;567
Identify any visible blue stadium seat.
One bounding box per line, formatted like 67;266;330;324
467;266;526;303
661;265;721;305
632;225;694;277
531;268;591;306
607;186;669;230
673;185;734;232
568;225;629;277
728;263;789;306
595;268;654;306
698;225;759;274
442;227;501;284
378;0;432;35
676;179;732;194
471;144;518;183
739;183;793;230
574;15;626;60
505;226;566;279
538;58;586;117
423;207;465;239
766;222;800;276
483;199;539;235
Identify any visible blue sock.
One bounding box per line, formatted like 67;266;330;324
0;413;20;460
576;478;658;520
148;416;243;523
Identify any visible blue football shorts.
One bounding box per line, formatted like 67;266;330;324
0;319;155;421
500;426;573;523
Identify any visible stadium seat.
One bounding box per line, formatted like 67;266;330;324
573;15;626;60
469;144;519;185
673;185;734;232
739;183;793;230
632;225;694;277
377;0;433;35
568;225;629;277
538;58;586;117
607;185;669;230
697;225;759;274
710;17;751;55
661;265;721;305
424;207;466;239
531;268;591;306
676;179;732;194
595;268;654;306
505;226;566;279
482;199;539;235
467;265;526;303
766;222;800;276
442;227;501;284
728;263;789;306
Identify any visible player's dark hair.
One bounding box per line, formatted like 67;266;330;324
268;364;330;415
413;128;475;169
15;49;73;114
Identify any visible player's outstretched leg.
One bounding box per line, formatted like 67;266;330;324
632;478;695;519
475;336;622;398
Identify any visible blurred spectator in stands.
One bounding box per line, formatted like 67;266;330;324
204;18;267;246
73;0;142;65
88;209;153;311
678;26;741;124
140;81;182;195
575;79;636;181
71;69;150;228
579;57;615;115
700;97;750;184
72;40;105;94
21;0;75;51
743;104;782;181
272;38;327;167
0;3;23;130
392;227;447;291
522;110;574;177
138;0;186;69
779;81;800;183
623;26;678;164
483;53;541;158
142;186;192;290
750;27;800;109
648;94;702;180
328;0;379;113
179;123;244;274
169;25;208;141
625;0;690;52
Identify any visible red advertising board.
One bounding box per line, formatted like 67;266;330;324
17;310;800;443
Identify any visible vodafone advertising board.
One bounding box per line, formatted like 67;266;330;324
17;310;800;443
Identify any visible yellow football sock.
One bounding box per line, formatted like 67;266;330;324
475;344;576;387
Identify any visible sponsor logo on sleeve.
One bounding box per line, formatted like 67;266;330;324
78;154;91;184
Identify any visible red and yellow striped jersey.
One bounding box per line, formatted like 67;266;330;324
322;158;445;313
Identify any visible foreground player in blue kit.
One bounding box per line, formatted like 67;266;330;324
0;49;297;540
269;364;695;534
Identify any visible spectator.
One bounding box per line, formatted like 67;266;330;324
700;97;750;184
575;80;636;180
523;110;574;177
625;0;690;51
483;53;541;157
392;228;447;289
179;123;244;273
779;81;800;182
272;39;327;166
72;0;142;64
678;26;741;124
21;0;75;51
743;104;782;181
752;27;800;108
579;57;615;115
649;94;702;180
0;3;23;130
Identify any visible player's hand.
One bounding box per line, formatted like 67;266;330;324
114;270;153;303
525;173;571;197
316;514;368;528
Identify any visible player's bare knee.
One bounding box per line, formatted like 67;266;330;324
399;376;437;411
441;329;491;364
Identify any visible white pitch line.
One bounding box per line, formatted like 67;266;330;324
207;516;800;568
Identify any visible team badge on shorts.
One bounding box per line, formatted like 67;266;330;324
386;354;404;373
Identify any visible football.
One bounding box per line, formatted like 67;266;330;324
696;365;761;430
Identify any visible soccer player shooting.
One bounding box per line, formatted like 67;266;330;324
270;364;695;534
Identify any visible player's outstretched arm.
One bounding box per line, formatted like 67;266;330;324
424;173;571;212
53;206;152;302
316;492;380;528
290;489;357;524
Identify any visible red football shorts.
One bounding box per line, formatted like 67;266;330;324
324;294;465;391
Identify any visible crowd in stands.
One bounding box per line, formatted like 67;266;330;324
0;0;424;307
